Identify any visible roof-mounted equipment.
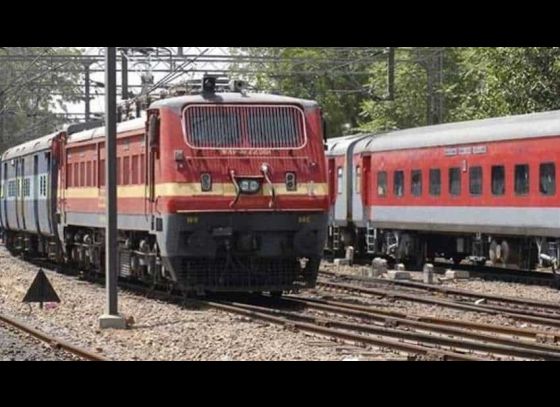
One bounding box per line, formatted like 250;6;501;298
202;75;218;96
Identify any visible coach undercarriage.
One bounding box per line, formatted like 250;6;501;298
327;223;559;272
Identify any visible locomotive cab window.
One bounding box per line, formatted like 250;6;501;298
491;165;505;196
540;162;556;196
449;167;461;196
355;166;361;194
394;171;404;197
429;169;441;196
411;170;422;197
337;167;343;195
377;171;387;197
469;166;483;195
515;164;530;195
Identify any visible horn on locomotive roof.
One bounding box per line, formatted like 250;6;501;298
229;79;248;95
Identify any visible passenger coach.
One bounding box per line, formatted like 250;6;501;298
328;110;560;270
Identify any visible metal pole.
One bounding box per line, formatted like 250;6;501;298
121;51;128;100
106;47;118;315
0;93;4;146
84;64;91;122
386;47;395;101
99;47;125;329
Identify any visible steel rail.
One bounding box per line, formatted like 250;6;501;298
0;313;109;361
218;300;560;360
293;295;559;342
202;300;482;361
280;296;560;355
317;280;560;328
320;270;560;311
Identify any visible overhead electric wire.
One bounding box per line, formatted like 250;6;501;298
128;47;212;104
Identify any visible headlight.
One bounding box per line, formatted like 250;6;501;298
249;180;260;192
285;172;297;191
239;179;261;194
201;173;212;192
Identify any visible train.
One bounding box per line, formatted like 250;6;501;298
326;109;560;271
0;80;329;295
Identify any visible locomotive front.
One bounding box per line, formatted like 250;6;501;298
148;90;328;294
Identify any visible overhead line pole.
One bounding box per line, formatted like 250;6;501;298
84;63;91;122
121;50;129;100
99;47;126;330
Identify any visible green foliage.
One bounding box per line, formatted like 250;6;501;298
449;47;560;121
230;47;380;138
0;47;84;150
360;49;430;132
361;47;560;131
232;47;560;137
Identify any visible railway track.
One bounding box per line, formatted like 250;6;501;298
320;270;560;315
202;298;483;361
253;295;560;360
127;285;560;360
11;253;560;360
339;259;560;288
433;262;560;288
0;312;109;361
316;277;560;330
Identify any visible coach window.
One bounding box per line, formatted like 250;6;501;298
355;166;361;194
394;171;404;197
377;171;387;197
515;164;530;195
117;157;122;185
411;170;422;196
86;161;92;187
139;154;145;184
131;155;139;185
449;168;461;196
429;169;441;196
123;157;130;185
74;163;79;188
67;163;73;187
80;162;85;187
92;160;97;186
337;167;343;195
99;159;105;187
540;162;556;196
491;166;505;196
469;166;483;195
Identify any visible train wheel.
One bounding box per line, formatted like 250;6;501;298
500;241;510;264
489;240;499;265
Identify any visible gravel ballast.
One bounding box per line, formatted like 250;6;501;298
0;248;406;361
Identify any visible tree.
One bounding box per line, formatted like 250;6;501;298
448;47;560;121
229;47;388;138
359;48;466;132
0;47;84;151
359;47;560;132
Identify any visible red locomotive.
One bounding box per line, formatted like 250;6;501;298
327;110;560;271
1;79;329;295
